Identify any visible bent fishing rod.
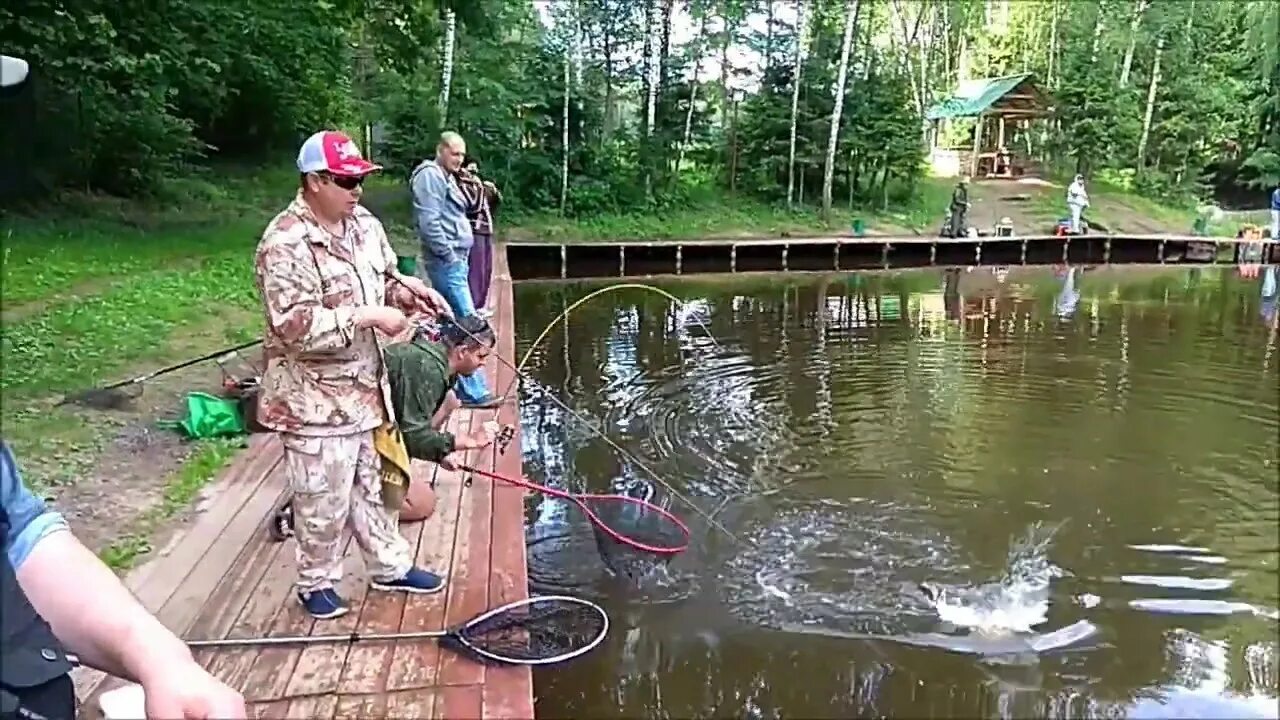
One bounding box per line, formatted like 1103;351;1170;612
387;272;742;545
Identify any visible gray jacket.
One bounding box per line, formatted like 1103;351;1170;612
410;158;474;264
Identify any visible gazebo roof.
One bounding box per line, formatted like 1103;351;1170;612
925;73;1052;121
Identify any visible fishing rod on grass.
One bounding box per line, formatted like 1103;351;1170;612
384;271;747;540
57;338;265;410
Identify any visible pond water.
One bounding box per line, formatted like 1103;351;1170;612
510;265;1280;719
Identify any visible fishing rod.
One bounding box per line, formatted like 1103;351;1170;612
388;273;743;545
58;338;265;409
513;282;724;374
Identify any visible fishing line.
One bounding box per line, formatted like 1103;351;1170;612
513;283;723;376
387;274;743;545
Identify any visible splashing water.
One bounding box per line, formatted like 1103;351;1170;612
922;521;1068;635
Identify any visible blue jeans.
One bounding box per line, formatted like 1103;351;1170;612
425;257;493;403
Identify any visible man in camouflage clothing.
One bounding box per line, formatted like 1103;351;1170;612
254;129;453;620
268;315;501;527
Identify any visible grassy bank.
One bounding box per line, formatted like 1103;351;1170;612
1;165;287;567
363;176;956;250
498;180;954;242
367;172;1269;250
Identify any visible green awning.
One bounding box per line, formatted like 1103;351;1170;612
925;73;1034;121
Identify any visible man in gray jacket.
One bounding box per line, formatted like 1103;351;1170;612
410;131;501;409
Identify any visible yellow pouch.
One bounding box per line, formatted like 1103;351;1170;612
373;422;413;510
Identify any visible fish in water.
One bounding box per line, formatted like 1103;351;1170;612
779;619;1101;660
755;568;795;606
597;477;668;581
918;521;1066;635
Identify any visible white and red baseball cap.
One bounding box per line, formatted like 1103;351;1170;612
296;130;382;177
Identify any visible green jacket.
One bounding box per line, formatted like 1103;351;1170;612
384;335;457;462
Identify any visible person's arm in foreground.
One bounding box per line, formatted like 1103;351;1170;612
2;445;245;718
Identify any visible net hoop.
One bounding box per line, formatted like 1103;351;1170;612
461;465;692;555
452;594;610;666
577;494;691;554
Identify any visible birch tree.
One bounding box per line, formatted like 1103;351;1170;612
1118;0;1149;87
822;0;859;220
678;5;711;174
439;8;457;122
644;0;661;196
1137;34;1164;169
560;51;570;215
786;0;806;209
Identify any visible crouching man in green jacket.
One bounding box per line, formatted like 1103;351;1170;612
269;315;500;538
385;314;501;521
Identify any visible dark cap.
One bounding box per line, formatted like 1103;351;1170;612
439;314;496;348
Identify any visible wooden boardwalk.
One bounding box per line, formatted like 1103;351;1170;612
505;233;1280;281
74;245;532;719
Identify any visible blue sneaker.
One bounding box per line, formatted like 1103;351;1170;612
298;587;349;619
371;567;446;594
459;394;504;410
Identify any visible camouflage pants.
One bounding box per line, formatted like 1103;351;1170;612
281;431;413;591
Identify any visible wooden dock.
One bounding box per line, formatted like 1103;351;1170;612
505;233;1280;281
73;246;533;719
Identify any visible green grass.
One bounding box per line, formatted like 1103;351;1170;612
1;166;280;397
1;166;281;560
502;182;956;243
2;254;259;396
98;437;243;570
360;175;957;246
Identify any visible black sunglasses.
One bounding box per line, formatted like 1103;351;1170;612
314;172;365;190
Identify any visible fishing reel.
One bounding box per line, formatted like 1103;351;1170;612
496;423;515;454
267;499;294;542
412;318;443;343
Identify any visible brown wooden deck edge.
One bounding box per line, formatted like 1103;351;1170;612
484;242;536;720
503;233;1280;247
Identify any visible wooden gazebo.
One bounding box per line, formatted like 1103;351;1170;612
925;73;1054;179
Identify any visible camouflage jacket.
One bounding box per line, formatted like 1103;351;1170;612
253;192;415;436
383;334;456;462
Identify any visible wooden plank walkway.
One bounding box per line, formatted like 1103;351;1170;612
74;244;532;719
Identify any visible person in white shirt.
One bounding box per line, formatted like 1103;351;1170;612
1066;174;1089;235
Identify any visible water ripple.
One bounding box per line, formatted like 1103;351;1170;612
516;266;1280;720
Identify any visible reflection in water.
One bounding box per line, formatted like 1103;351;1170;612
1263;266;1278;327
1056;266;1081;318
514;266;1280;719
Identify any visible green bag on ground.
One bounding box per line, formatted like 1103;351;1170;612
158;392;247;439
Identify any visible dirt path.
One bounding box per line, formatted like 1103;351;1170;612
962;178;1185;235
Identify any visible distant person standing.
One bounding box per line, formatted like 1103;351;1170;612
1067;174;1089;234
410;131;502;409
947;176;970;238
457;156;502;315
1270;183;1279;240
